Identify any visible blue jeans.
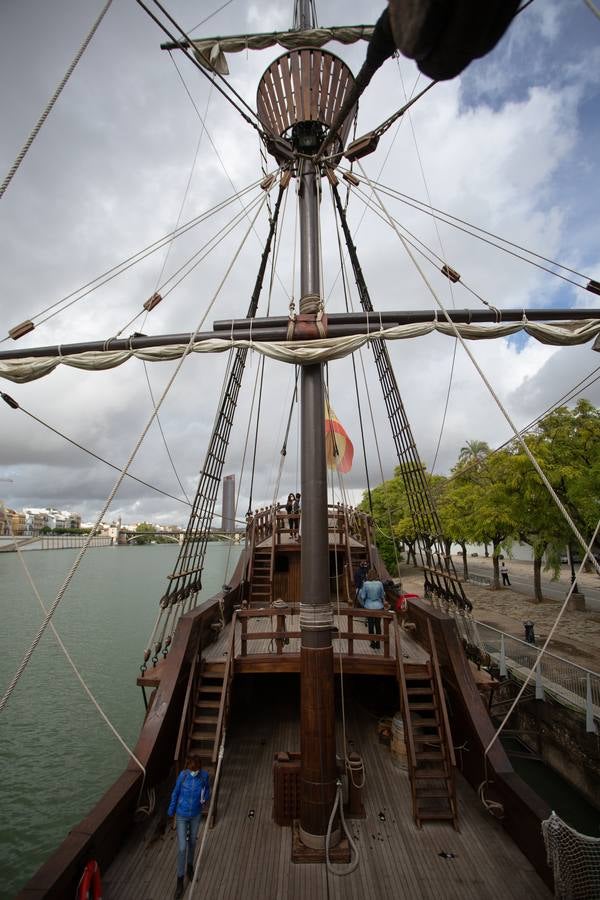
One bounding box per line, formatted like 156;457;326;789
176;813;201;878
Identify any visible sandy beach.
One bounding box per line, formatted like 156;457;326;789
399;558;600;673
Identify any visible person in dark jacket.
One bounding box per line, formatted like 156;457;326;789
353;560;369;604
285;492;296;538
168;754;211;898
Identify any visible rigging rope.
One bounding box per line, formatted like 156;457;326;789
357;160;600;579
0;0;115;201
8;520;146;775
484;519;600;758
347;174;597;291
2;179;262;342
0;192;268;714
0;394;191;506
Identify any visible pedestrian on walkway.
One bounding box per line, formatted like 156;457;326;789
500;561;511;586
359;567;385;649
168;755;211;898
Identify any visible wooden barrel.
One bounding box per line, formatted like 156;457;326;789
390;713;408;770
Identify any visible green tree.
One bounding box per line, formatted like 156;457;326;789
134;522;155;544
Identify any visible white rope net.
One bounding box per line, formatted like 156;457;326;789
542;812;600;900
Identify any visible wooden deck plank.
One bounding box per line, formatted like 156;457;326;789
103;686;550;900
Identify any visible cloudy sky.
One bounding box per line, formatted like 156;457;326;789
1;0;599;528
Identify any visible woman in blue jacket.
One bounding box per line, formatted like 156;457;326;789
359;568;385;649
168;754;211;898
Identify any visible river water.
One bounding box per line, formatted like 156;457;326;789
0;543;242;899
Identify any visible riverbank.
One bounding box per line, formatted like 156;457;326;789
400;562;600;673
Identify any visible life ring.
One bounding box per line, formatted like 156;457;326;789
77;859;102;900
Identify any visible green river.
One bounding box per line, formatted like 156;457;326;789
0;543;242;898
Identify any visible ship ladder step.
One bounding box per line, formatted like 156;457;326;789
396;627;459;830
250;548;273;605
186;660;228;766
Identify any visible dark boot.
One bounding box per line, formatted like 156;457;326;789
187;864;194;881
174;876;184;898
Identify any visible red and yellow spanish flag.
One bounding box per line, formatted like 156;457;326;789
324;400;354;474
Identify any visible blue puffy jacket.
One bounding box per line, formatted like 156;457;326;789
168;768;211;818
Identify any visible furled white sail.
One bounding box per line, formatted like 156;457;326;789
191;26;374;75
2;318;599;384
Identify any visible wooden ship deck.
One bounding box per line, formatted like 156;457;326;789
103;692;550;899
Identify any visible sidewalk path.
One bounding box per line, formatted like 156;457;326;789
400;562;600;674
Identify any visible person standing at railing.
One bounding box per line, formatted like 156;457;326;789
292;492;301;541
359;568;385;649
285;493;296;539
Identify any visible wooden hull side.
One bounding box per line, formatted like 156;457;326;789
18;551;248;900
407;599;552;890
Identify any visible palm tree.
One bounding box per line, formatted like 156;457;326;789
457;439;491;468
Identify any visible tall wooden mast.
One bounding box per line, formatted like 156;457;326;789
255;0;358;850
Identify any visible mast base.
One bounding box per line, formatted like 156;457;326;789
291;821;350;864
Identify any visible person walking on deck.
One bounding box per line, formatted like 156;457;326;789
359;568;385;649
168;754;211;898
500;561;511;586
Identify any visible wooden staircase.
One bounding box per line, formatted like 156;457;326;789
250;546;273;606
187;660;227;769
396;623;459;829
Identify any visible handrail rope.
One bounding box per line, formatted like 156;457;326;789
484;518;600;758
584;0;600;19
0;193;267;714
358;160;600;579
246;356;266;514
0;0;115;201
1;398;191;507
345;172;596;290
9;521;146;775
188;740;226;898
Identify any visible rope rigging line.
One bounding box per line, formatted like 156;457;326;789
345;173;597;291
348;182;500;314
8;520;146;775
145;188;286;657
0;0;115;201
135;83;216;507
357;160;600;580
444;363;600;487
168;50;292;303
2;178;262;343
484;518;600;759
185;0;236;35
136;0;267;138
394;59;460;474
331;188;373;513
0;393;191;507
271;369;299;506
0;191;268;714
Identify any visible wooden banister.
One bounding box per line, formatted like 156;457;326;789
426;618;456;767
174;644;200;769
212;611;238;765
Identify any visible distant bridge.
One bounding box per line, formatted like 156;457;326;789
120;530;242;545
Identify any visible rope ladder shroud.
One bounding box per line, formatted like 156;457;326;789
332;184;471;613
147;187;286;662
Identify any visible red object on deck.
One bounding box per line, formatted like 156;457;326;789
77;860;102;900
396;593;420;613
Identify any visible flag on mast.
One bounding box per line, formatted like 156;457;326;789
324;400;354;474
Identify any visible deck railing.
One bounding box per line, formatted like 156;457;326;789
236;606;394;659
476;621;600;732
247;502;371;548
